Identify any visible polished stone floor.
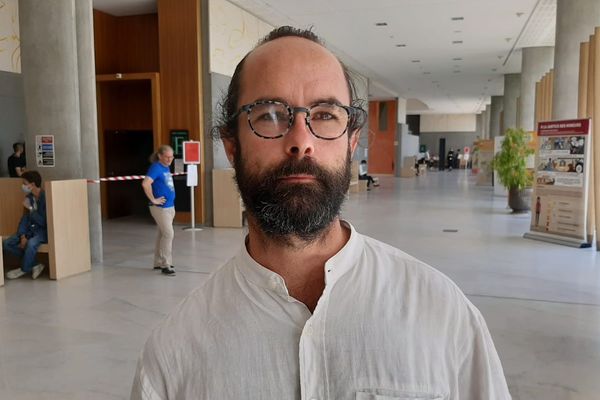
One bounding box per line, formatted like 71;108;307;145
1;170;599;399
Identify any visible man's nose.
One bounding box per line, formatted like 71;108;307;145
284;111;314;158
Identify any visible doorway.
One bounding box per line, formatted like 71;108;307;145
104;130;154;218
439;138;446;170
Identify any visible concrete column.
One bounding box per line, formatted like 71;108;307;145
20;0;102;262
490;95;503;138
75;0;102;263
502;74;521;131
476;113;483;138
519;47;554;131
20;0;82;179
553;0;600;120
482;105;490;139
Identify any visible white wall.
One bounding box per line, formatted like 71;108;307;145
397;98;407;124
420;114;476;132
0;0;20;73
400;125;419;161
209;0;273;77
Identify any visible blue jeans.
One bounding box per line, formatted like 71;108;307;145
2;234;46;273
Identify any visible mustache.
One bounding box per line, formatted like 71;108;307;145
265;157;330;183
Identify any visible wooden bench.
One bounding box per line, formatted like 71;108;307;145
212;168;245;228
0;178;91;285
349;161;368;193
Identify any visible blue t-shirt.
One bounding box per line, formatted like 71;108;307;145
146;162;175;208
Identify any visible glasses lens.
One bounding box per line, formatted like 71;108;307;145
309;104;349;139
248;103;290;138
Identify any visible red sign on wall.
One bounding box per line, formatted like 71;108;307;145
183;141;201;164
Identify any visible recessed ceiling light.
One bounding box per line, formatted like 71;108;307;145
423;72;431;75
411;60;421;63
452;57;463;61
396;44;407;47
375;22;388;26
451;17;464;21
452;40;463;44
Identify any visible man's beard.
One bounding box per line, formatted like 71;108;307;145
233;147;351;245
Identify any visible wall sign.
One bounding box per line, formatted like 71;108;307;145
36;135;55;167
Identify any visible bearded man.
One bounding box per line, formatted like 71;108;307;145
131;26;511;400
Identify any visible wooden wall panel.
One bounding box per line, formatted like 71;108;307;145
579;42;590;119
367;100;398;175
93;10;118;74
593;28;600;248
93;10;159;74
117;14;159;73
535;81;541;127
158;0;206;223
546;69;554;121
583;37;595;244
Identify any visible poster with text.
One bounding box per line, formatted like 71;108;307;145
526;119;590;246
36;135;55;167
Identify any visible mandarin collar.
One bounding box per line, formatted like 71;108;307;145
235;220;364;294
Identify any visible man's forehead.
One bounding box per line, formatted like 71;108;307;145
239;37;349;102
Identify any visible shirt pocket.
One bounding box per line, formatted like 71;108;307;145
356;388;444;400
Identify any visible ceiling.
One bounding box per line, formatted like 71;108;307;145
92;0;556;115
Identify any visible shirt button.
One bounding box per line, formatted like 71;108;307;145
304;325;313;336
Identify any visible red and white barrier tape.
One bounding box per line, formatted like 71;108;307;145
87;172;187;184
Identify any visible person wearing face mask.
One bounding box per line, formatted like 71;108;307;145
2;171;47;280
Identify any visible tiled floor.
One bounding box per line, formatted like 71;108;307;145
0;170;599;399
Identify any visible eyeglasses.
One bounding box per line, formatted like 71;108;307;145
233;100;366;140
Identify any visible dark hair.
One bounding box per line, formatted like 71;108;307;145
21;170;42;188
212;26;366;142
13;142;23;152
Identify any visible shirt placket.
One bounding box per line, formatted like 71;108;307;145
299;314;325;400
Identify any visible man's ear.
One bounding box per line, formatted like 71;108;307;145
349;129;361;158
222;137;237;166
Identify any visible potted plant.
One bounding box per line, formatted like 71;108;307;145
491;128;535;212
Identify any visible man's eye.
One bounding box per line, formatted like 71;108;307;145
312;112;336;121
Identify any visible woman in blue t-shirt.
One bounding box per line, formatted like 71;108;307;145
142;145;176;276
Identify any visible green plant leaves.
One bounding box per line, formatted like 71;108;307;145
491;128;535;190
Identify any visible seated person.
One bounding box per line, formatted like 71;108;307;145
2;171;47;280
358;159;379;188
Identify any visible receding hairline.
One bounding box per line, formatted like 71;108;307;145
239;36;351;101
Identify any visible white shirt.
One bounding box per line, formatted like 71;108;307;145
359;164;367;176
131;222;510;400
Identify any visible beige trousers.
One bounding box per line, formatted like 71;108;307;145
149;206;175;268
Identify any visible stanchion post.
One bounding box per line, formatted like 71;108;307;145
182;141;203;232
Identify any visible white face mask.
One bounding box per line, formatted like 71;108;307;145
22;184;32;194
